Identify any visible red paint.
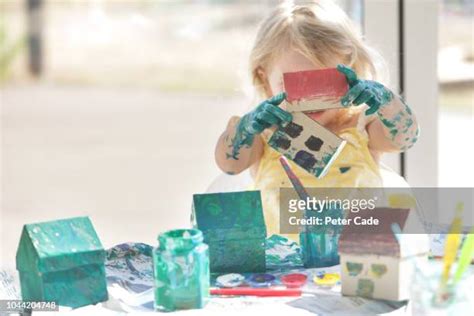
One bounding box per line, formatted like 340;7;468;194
306;111;324;121
284;68;348;102
280;273;308;288
210;287;302;297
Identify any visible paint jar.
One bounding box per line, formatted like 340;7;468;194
153;229;210;312
410;260;474;316
299;207;342;268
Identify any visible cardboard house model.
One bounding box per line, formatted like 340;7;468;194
338;208;429;301
269;112;346;178
16;217;108;308
192;190;266;273
268;68;349;179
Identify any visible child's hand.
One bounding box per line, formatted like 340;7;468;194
240;92;292;134
337;64;394;115
229;92;291;159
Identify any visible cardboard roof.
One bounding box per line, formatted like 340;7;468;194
338;208;429;257
283;68;348;102
16;217;105;273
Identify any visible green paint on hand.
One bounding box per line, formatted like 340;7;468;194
379;117;396;129
337;64;393;114
337;64;420;151
229;93;290;159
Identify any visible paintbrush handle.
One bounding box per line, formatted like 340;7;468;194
279;156;310;200
454;231;474;284
440;207;463;285
210;287;302;297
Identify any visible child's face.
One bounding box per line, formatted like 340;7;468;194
266;50;340;126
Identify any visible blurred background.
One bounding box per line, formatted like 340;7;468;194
1;0;472;267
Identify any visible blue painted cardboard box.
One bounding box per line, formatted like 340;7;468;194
16;216;108;308
192;190;267;273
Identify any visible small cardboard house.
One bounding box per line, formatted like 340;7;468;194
338;208;429;301
268;68;349;179
269;112;346;178
192;190;266;273
16;217;108;308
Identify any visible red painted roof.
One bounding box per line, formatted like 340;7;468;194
338;208;410;257
283;68;348;102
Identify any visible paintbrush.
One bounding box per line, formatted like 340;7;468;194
279;156;310;249
440;203;464;286
279;156;310;200
279;156;321;265
432;204;464;306
390;222;403;245
453;227;474;284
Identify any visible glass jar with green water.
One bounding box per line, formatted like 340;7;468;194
153;229;210;312
300;206;342;268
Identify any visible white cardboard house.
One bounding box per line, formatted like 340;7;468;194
338;207;429;301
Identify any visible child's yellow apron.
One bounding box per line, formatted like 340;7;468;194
250;127;383;239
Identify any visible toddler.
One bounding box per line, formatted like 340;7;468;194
215;1;419;237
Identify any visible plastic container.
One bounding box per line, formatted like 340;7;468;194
410;260;474;316
281;273;308;288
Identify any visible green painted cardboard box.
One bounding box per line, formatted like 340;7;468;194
192;190;266;273
16;216;108;308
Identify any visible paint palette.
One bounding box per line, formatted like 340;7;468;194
283;68;348;112
269;112;346;178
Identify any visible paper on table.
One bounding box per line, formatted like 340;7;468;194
288;294;407;316
0;269;21;299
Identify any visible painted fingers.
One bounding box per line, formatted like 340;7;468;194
252;93;292;133
337;64;394;115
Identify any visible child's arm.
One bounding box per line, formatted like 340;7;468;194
366;97;419;152
337;65;419;152
215;93;291;174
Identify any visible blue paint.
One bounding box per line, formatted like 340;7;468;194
247;273;276;287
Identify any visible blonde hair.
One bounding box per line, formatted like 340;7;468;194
249;1;387;128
